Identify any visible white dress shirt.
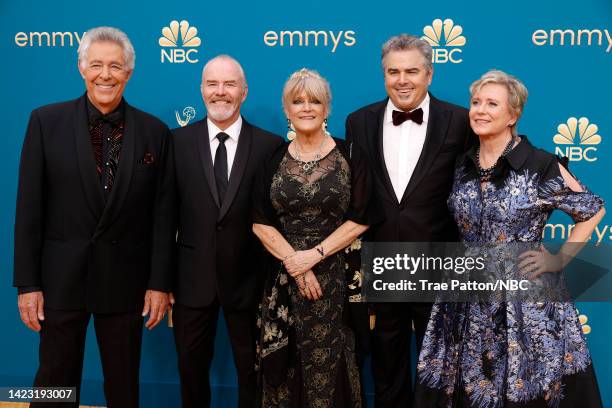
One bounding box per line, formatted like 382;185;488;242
382;94;430;202
207;116;242;180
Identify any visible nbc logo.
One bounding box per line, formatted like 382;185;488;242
553;117;601;162
159;20;201;64
421;18;466;64
175;106;196;127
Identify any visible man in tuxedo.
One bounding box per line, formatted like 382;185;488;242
345;34;473;407
171;55;282;408
13;27;173;408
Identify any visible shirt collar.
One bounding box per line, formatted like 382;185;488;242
384;93;430;125
86;96;125;125
505;136;531;170
207;115;242;143
464;135;532;172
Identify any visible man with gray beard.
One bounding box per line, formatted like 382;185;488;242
170;55;283;408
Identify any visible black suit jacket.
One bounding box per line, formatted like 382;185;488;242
13;95;175;313
345;94;473;242
171;118;283;310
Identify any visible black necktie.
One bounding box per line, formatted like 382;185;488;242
214;132;229;204
392;108;424;126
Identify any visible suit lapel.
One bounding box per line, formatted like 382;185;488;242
400;95;451;205
74;95;105;220
218;120;252;222
196;119;221;208
94;101;135;238
368;100;398;205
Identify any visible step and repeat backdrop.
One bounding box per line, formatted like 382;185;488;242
1;0;611;406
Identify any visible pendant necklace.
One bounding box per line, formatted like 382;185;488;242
294;136;327;173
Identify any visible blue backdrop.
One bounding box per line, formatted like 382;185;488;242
1;0;611;406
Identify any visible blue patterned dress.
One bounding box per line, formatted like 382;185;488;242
415;137;604;408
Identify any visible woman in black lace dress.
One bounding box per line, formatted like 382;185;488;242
252;69;378;408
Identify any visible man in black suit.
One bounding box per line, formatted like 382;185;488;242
345;34;473;407
171;55;282;408
13;27;173;408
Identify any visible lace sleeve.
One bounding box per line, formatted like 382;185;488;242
539;157;604;222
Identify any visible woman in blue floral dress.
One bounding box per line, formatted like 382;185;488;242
415;70;605;408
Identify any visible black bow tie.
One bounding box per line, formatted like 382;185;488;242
89;109;124;127
87;99;125;127
392;108;423;126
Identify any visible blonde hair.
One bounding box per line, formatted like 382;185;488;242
282;68;331;116
470;70;528;136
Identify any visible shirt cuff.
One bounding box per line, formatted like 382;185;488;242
18;286;42;295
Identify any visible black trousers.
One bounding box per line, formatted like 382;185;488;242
31;308;143;408
370;302;432;408
172;301;257;408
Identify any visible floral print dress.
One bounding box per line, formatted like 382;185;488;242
415;137;604;408
253;140;377;408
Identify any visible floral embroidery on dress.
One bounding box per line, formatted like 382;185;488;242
257;267;294;361
416;139;604;408
345;237;363;302
258;147;362;408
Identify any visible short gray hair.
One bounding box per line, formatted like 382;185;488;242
470;70;528;136
78;27;135;70
381;34;433;72
202;55;247;89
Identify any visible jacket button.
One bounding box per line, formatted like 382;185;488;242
111;240;118;245
216;225;222;231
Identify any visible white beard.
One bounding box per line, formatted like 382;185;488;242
206;104;236;122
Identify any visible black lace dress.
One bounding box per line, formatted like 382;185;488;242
253;139;378;408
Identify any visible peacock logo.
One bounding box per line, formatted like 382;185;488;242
421;19;466;64
553;117;601;162
159;20;201;64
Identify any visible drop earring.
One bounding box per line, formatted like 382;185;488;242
287;119;296;140
322;119;331;137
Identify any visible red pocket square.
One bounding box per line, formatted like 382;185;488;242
140;152;155;165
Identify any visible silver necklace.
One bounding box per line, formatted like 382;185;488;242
294;136;327;172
